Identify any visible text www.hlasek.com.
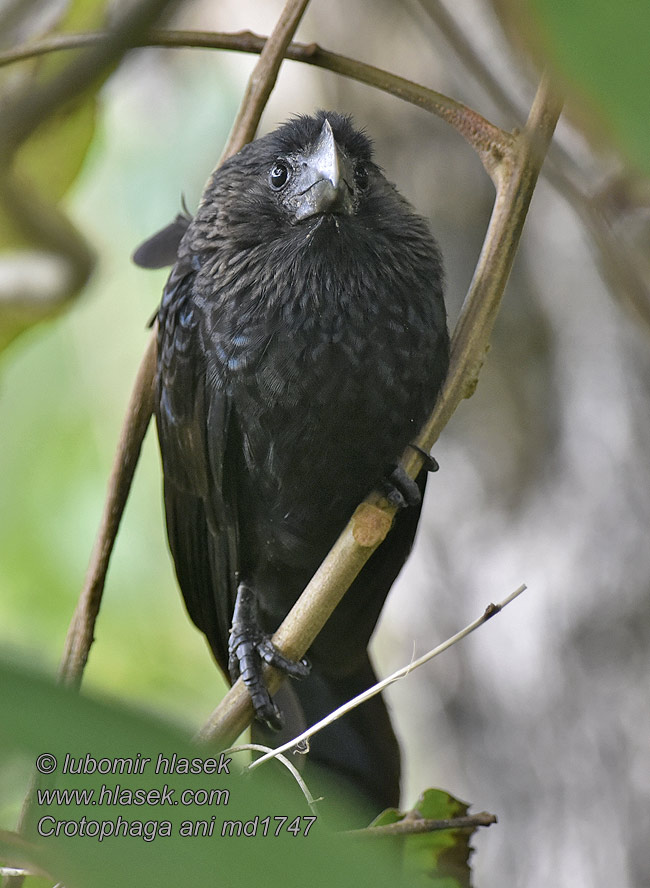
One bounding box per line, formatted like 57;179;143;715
37;784;228;808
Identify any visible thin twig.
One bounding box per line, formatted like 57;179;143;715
247;585;526;771
347;811;498;838
197;74;562;747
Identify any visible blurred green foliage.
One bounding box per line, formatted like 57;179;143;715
0;102;97;253
0;0;112;350
528;0;650;176
0;0;107;248
0;657;400;888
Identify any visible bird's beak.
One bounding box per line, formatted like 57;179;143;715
291;119;355;220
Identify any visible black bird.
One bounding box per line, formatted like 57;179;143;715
145;111;448;815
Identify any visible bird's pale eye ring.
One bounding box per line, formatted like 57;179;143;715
355;164;369;191
269;161;291;190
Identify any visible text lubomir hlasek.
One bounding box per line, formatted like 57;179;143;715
59;752;231;776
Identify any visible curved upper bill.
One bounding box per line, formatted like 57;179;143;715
291;119;355;220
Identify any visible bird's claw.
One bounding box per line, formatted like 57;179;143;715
229;583;310;730
381;464;423;509
381;447;440;509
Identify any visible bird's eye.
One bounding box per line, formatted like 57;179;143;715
269;161;291;190
355;164;369;191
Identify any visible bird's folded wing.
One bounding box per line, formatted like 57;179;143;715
155;261;238;672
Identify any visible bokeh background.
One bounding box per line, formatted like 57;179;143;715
2;1;650;886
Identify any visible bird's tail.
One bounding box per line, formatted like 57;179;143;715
253;655;400;822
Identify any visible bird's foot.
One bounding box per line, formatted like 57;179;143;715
228;583;310;730
381;447;440;509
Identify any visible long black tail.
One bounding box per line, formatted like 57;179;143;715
253;655;400;821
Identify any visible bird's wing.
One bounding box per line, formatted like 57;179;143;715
155;259;238;673
133;212;192;269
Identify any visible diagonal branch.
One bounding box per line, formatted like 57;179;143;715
58;333;158;686
218;4;311;162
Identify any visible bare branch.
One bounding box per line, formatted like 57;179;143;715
347;810;498;838
405;72;564;469
58;333;158;687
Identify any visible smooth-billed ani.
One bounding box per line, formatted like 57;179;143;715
144;111;449;814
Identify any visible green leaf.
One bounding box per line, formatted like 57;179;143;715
371;789;477;887
525;0;650;176
0;655;399;888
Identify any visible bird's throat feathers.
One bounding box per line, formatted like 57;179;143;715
194;213;370;320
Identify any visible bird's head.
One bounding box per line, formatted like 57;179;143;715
263;112;369;222
201;111;382;241
136;110;436;284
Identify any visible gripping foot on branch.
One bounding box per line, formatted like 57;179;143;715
381;446;440;509
228;582;310;730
